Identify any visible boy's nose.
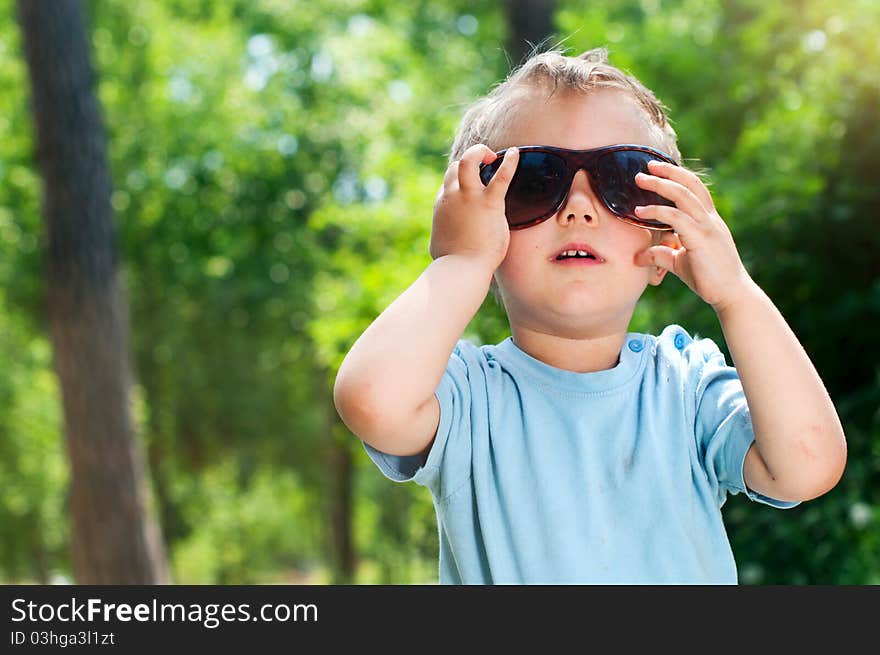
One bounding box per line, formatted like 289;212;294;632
555;169;602;226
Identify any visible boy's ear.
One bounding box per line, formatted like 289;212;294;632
648;266;668;286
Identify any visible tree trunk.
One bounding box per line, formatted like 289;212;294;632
317;369;356;584
327;429;356;583
17;0;170;584
503;0;557;66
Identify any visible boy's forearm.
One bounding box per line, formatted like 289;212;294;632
714;279;847;496
335;253;495;427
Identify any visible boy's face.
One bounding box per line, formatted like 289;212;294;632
492;86;679;338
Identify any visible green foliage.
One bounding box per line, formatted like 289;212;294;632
0;0;876;583
0;11;66;582
170;461;322;584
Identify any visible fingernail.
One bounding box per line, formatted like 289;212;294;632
634;206;645;214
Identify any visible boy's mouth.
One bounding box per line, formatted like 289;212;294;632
550;242;605;264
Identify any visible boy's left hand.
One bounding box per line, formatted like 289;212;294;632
632;159;754;313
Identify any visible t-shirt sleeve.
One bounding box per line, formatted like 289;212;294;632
361;340;476;500
690;336;800;510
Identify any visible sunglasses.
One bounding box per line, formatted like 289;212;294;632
478;143;679;230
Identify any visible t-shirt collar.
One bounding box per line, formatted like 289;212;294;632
490;332;649;394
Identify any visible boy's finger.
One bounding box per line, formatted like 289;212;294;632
458;144;495;191
636;173;705;224
648;161;715;212
636;245;683;272
634;204;692;229
485;146;519;200
443;159;460;188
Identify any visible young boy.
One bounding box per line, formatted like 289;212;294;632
333;48;847;584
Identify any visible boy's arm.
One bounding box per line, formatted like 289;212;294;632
631;159;846;503
335;143;518;458
714;280;847;502
333;253;495;457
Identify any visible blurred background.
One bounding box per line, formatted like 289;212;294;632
0;0;877;584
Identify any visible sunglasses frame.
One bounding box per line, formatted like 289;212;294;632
478;143;680;231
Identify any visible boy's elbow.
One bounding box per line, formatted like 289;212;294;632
810;438;847;499
333;374;374;439
792;433;848;501
333;375;395;444
333;376;433;456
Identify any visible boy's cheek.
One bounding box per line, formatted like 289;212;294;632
494;258;527;291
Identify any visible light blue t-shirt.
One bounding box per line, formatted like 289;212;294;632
363;324;800;584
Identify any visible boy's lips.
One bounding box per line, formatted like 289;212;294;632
549;241;606;264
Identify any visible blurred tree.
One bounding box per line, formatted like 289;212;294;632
16;0;168;583
504;0;557;64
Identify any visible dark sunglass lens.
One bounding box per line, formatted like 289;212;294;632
479;158;501;186
504;152;567;226
595;150;675;218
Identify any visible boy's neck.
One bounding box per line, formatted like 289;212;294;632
510;325;627;373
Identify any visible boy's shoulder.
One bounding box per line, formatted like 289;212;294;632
651;323;728;370
449;335;492;361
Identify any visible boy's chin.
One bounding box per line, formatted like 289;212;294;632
520;307;615;334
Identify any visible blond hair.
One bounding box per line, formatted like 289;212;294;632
449;46;681;164
447;46;681;308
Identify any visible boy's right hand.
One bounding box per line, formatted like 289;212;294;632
429;144;520;271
